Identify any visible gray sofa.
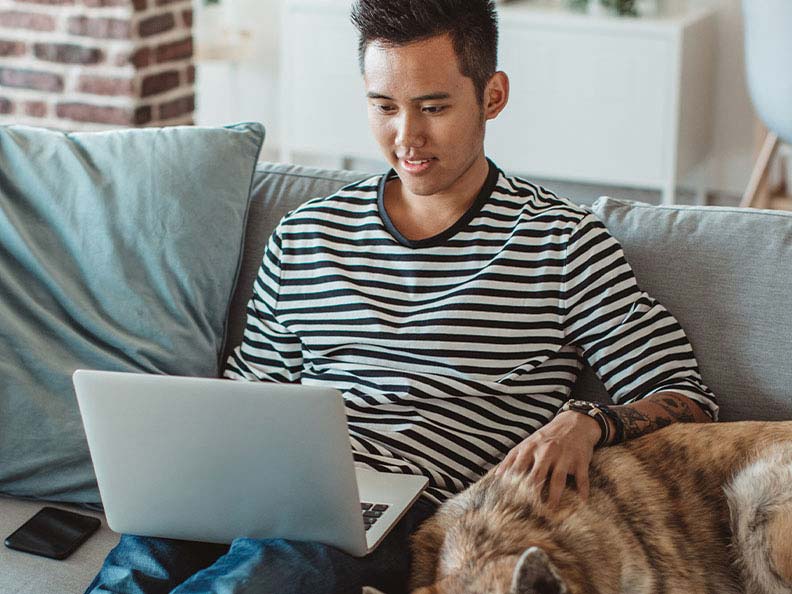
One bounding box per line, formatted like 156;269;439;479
2;160;791;593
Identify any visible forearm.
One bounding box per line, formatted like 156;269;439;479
604;391;713;445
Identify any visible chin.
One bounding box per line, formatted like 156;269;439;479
401;179;443;197
398;169;449;197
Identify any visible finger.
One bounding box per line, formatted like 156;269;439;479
526;457;551;489
502;441;536;475
495;448;518;475
512;449;536;475
575;460;590;502
546;464;569;509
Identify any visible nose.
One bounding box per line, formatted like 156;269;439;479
395;111;426;150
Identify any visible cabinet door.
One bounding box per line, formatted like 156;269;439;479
486;25;672;186
284;9;379;159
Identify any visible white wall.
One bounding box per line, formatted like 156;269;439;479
195;0;758;195
194;0;283;160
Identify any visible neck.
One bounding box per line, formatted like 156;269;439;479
384;155;490;242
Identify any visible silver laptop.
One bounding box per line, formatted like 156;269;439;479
72;369;427;557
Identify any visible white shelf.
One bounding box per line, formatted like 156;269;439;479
497;0;714;31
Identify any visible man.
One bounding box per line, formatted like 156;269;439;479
87;1;717;593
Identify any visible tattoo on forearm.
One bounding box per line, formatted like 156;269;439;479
656;396;697;423
615;406;673;441
612;393;701;441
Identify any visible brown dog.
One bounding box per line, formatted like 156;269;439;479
409;422;792;594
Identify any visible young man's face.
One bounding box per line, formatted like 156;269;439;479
363;33;502;199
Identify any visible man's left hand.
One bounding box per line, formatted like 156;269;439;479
493;410;602;509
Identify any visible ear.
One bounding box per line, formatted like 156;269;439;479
510;546;568;594
483;71;509;121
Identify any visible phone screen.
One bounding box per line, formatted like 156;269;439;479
5;506;101;560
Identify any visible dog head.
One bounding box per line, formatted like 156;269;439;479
411;545;569;594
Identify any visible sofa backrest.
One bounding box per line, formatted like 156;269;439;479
223;163;371;368
226;164;792;423
587;197;792;422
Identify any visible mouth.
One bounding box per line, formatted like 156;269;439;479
400;157;436;174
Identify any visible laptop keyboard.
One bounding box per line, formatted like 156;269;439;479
361;502;390;531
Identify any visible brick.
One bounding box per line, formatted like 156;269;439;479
156;37;191;63
141;69;179;97
186;64;194;83
130;46;150;68
0;97;13;114
78;74;134;96
56;102;132;125
68;16;131;39
132;47;150;68
181;8;192;27
114;46;150;68
0;67;63;92
34;43;103;65
138;12;174;37
158;93;193;120
0;39;25;56
0;10;56;31
132;0;146;10
24;100;47;117
134;105;151;125
155;0;187;4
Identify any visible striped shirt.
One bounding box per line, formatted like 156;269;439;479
224;159;718;505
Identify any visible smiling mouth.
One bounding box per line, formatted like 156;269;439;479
400;157;436;174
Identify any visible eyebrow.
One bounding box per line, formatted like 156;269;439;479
366;92;451;102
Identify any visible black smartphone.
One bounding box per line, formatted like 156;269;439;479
4;506;101;560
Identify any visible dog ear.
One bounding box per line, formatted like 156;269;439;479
510;546;568;594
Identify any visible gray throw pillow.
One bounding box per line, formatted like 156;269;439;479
0;122;264;502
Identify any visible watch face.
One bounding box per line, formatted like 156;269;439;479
569;400;594;411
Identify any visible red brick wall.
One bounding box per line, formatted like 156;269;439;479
0;0;194;130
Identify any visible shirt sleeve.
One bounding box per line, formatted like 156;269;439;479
223;229;303;384
561;212;718;420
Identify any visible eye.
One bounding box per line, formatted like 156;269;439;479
422;105;446;114
373;103;396;114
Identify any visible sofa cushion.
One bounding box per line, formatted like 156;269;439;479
0;496;117;594
0;122;264;502
572;197;792;422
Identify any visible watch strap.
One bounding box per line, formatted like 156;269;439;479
596;402;625;445
558;399;611;448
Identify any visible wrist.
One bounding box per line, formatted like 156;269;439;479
556;399;621;448
556;409;604;448
579;412;605;447
556;410;605;449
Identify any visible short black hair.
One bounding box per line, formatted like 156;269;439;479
350;0;499;104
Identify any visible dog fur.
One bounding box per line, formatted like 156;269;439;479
409;421;792;594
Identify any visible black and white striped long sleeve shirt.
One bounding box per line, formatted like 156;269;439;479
224;160;718;505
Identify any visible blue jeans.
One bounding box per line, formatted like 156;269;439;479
85;499;436;594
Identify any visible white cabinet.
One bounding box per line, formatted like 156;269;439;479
281;0;716;204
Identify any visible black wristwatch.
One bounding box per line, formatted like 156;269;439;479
556;399;624;448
